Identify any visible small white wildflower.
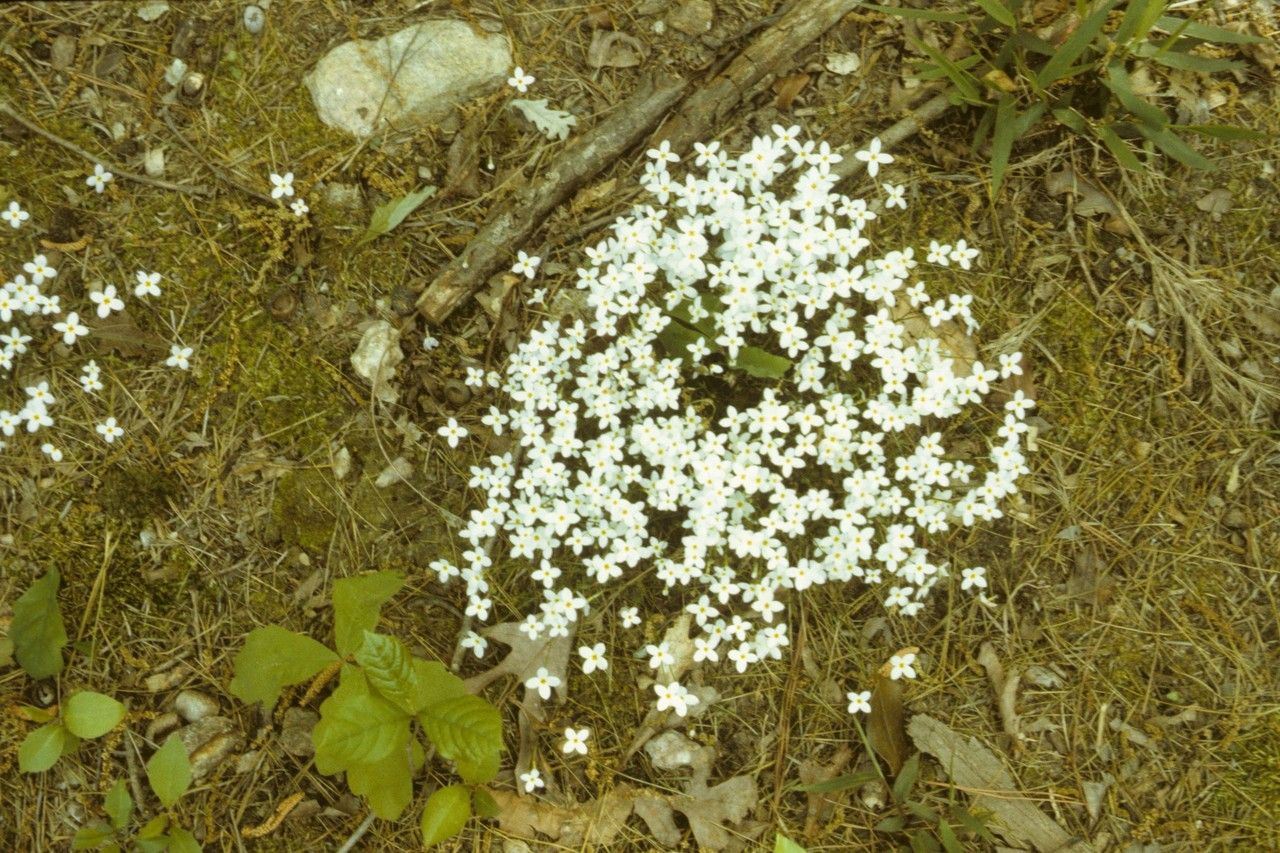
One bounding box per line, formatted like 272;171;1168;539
620;607;641;629
88;285;124;319
269;171;295;199
847;690;872;714
422;334;440;351
507;66;535;93
165;344;193;370
86;163;113;193
53;312;89;346
888;652;917;681
854;136;893;177
436;417;468;448
134;270;162;298
511;250;541;279
519;767;544;793
95;416;124;443
524;666;561;701
460;630;489;658
3;201;30;228
41;442;63;462
561;727;590;755
578;642;608;674
290;198;309;217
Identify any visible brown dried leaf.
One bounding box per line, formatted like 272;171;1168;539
570;177;618;216
892;301;978;379
465;621;574;701
772;72;810;110
1044;165;1120;218
489;786;636;846
977;642;1022;747
634;797;682;846
89;310;169;357
797;745;853;835
587;29;646;68
867;673;907;774
675;774;758;850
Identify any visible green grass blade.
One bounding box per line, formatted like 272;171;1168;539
1103;62;1168;127
1137;124;1215;170
1115;0;1166;46
1176;123;1267;141
1095;123;1145;171
1155;15;1266;45
1132;42;1244;73
1036;0;1119;87
908;37;983;103
974;0;1016;28
990;95;1018;192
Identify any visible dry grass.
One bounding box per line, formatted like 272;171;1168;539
1;1;1277;851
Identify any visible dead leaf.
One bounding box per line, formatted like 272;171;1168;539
908;714;1085;853
1044;165;1121;218
772;72;810;110
892;300;978;379
1195;188;1233;216
587;29;646;68
89;309;169;357
797;746;853;835
867;673;907;775
634;796;682;846
977;642;1022;748
674;773;759;850
466;621;574;702
490;786;636;847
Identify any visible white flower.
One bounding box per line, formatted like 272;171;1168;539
437;417;468;448
269;171;295;199
884;183;907;209
847;690;872;714
579;642;608;674
422;334;440;351
23;255;56;285
86;163;113;193
511;250;541;279
646;139;680;164
507;66;535;92
53;312;89;345
620;607;641;629
79;361;104;393
290;198;309;217
165;344;193;370
41;442;63;462
519;767;544;793
561;727;590;755
889;652;917;681
949;239;979;270
524;666;561;701
88;285;124;319
654;681;699;717
998;351;1023;378
460;630;489;658
95;416;124;443
2;200;29;228
645;641;675;670
854;137;893;177
134;270;162;298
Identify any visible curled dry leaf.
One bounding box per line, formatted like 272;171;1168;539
772;72;810;110
587;29;646;68
892;301;977;379
867;672;907;775
977;641;1022;747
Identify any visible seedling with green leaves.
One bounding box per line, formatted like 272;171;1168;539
72;738;199;853
229;570;504;847
867;0;1267;190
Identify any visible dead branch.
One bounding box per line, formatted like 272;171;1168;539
832;91;954;183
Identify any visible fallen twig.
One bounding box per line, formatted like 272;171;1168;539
832;91;954;183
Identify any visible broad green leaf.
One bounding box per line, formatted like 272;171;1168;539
0;635;13;668
1036;0;1118;87
313;667;410;774
146;734;192;808
72;823;114;850
938;820;964;853
775;833;808;853
63;692;126;739
731;345;791;379
358;186;437;245
418;693;503;771
11;569;67;679
105;778;133;830
974;0;1015;28
135;838;167;853
1103;62;1167;127
415;659;469;703
1095;123;1144;171
166;827;202;853
1177;123;1266;141
455;747;501;785
990;95;1017;193
859;3;971;22
356;631;425;715
892;752;921;803
795;768;881;793
1137;124;1215;170
19;722;67;773
332;571;404;657
908;37;983;104
1115;0;1166;46
347;746;415;820
1132;42;1244;73
1155;15;1266;45
228;625;338;710
138;814;169;839
420;784;471;847
472;788;501;819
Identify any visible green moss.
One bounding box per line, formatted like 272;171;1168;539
272;468;340;551
97;462;181;522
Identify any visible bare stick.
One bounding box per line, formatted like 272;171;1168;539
0;100;211;197
415;74;688;324
335;812;377;853
832;91;954;183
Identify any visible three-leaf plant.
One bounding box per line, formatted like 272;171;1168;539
229;570;503;847
18;691;125;773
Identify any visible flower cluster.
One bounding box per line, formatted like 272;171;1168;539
432;126;1033;726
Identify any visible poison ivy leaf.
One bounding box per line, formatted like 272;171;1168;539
455;747;501;785
313;667;410;774
347;741;419;821
420;784;471;847
19;722;67;773
418;693;502;772
62;691;126;739
166;827;202;853
105;778;133;830
11;569;67;679
332;571;404;657
146;734;192;808
137;814;169;840
775;833;808;853
472;788;501;819
228;625;338;710
358;186;437;245
355;631;425;715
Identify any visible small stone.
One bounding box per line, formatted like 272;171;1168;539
144;664;190;692
668;0;713;36
163;57;188;87
180;71;205;99
143;148;165;177
279;707;318;757
145;712;181;743
243;4;265;35
177;716;244;781
305;20;511;138
174;689;219;722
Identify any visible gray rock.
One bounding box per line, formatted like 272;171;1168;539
176;716;244;781
174;689;219;722
305;20;511;138
279;707;319;757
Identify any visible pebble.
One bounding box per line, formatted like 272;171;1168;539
243;4;265;35
174;689;219;722
176;716;244;781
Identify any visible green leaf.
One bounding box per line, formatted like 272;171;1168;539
1137;124;1215;170
105;778;133;830
166;827;202;853
938;820;963;853
859;3;971;22
355;631;426;715
347;746;416;820
313;667;410;774
1132;42;1244;73
1155;15;1266;45
1095;123;1144;171
775;833;808;853
1036;0;1118;88
1103;62;1167;127
732;345;791;379
420;784;471;847
908;37;983;104
974;0;1015;28
418;693;503;774
892;753;921;803
11;569;67;679
795;769;881;793
905;800;939;821
1051;106;1088;134
358;186;437;245
135;838;168;853
228;625;339;710
874;815;906;833
332;571;404;657
138;814;169;839
147;734;193;808
415;659;469;703
990;95;1017;193
472;788;501;819
1115;0;1166;46
455;748;501;785
63;692;126;739
72;822;115;850
1176;123;1266;141
19;722;67;773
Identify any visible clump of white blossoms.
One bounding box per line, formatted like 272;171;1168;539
436;125;1033;717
